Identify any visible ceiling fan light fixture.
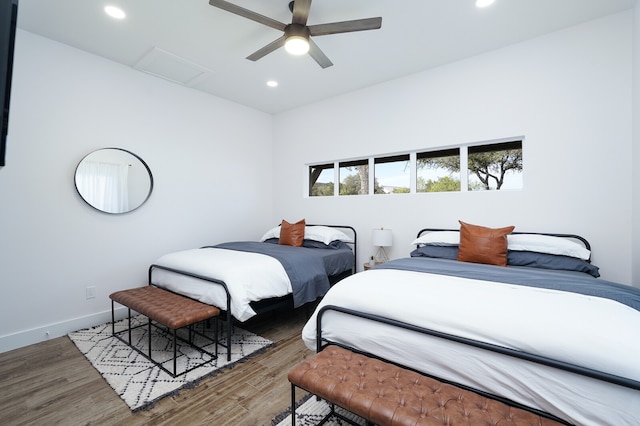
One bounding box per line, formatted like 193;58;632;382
104;5;126;19
475;0;496;8
284;35;309;55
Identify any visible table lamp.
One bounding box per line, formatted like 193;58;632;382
372;228;392;263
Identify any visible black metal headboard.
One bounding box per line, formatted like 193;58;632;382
416;228;591;251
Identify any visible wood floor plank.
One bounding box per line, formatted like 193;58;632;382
0;308;314;426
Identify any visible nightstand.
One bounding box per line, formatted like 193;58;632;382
363;262;383;271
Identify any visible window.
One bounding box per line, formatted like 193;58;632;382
374;155;410;194
416;149;460;192
309;163;334;197
467;141;523;190
306;138;523;197
339;160;368;195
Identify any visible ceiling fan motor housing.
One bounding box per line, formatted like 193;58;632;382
285;23;310;40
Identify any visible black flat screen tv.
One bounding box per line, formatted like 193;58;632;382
0;0;17;167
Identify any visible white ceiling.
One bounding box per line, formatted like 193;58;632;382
16;0;637;114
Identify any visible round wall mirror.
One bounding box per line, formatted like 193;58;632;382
75;148;153;214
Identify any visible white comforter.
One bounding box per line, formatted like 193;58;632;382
302;269;640;426
151;248;292;321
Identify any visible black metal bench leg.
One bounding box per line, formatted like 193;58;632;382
173;328;177;376
128;308;132;344
291;383;296;426
111;300;115;336
214;317;219;357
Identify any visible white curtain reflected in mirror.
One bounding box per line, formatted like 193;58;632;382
75;148;153;214
76;161;129;212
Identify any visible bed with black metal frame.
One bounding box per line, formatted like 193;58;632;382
149;224;357;361
300;227;640;425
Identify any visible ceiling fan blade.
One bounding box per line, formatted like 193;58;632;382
246;35;287;61
209;0;286;32
308;38;333;69
291;0;311;26
309;17;382;36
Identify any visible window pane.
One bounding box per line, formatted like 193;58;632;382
309;164;334;197
339;160;368;195
468;141;523;191
416;149;460;192
374;155;410;194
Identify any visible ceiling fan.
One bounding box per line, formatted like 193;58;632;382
208;0;382;68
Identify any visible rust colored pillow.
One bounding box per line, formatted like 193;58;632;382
457;221;515;267
279;219;306;247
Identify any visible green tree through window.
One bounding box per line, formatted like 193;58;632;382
417;148;460;192
339;160;368;195
418;142;522;191
468;141;522;190
309;164;334;196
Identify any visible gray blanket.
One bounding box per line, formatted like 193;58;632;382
206;242;331;308
376;257;640;312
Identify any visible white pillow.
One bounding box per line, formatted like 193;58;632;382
305;226;354;244
260;225;353;245
507;234;591;260
260;226;281;242
411;231;460;246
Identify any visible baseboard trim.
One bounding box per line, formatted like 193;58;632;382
0;307;130;354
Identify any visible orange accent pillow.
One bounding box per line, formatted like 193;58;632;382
457;221;515;267
279;219;306;247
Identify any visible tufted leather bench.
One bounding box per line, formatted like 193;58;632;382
110;285;220;377
288;345;564;426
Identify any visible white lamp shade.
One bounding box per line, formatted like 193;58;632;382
372;228;392;247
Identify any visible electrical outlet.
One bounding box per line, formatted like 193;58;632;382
86;286;96;299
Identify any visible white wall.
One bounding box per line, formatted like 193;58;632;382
0;31;273;352
273;12;634;286
633;1;640;289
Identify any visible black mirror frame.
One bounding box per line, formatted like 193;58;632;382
74;147;154;214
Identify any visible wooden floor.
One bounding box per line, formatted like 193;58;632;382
0;308;315;426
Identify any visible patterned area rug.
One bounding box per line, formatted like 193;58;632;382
272;395;366;426
69;315;273;411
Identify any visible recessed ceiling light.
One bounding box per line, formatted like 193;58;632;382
267;80;278;88
105;5;126;19
475;0;495;8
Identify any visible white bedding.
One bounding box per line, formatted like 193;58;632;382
151;248;292;322
302;269;640;426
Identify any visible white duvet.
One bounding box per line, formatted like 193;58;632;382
151;248;292;322
302;269;640;426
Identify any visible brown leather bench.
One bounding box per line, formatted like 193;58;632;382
110;285;220;377
288;345;564;426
